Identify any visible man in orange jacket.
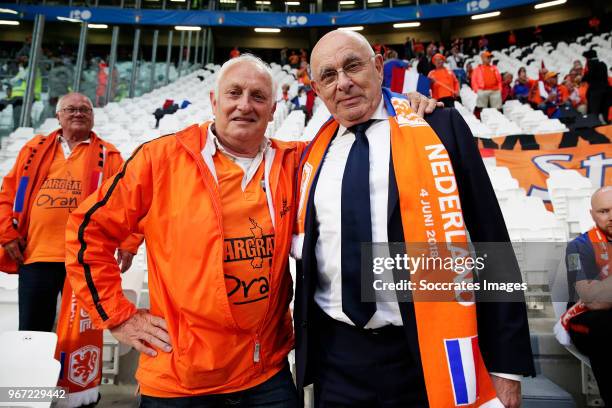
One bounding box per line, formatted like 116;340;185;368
0;92;137;331
65;55;303;405
64;53;439;405
427;53;459;107
471;51;502;116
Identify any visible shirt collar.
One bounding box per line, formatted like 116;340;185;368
337;96;387;138
205;122;271;159
57;133;91;143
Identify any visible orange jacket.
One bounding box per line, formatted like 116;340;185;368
65;123;304;396
427;67;459;99
471;64;502;92
0;130;140;272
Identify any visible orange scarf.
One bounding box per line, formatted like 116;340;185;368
293;90;500;407
0;129;111;405
560;227;610;333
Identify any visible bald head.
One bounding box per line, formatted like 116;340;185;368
311;30;374;67
310;30;383;128
591;186;612;238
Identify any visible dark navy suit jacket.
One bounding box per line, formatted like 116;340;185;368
293;107;536;401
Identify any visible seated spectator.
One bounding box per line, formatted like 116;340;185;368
561;187;611;407
291;86;314;119
296;61;311;87
446;45;465;70
563;77;587;114
288;51;300;68
471;51;502;116
278;83;291;102
447;46;466;85
501;72;514;103
513;67;535;103
427;53;459;107
529;71;569;118
576;74;589;110
277;83;293;113
573;60;584;76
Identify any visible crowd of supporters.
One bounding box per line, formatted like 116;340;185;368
378;26;611;124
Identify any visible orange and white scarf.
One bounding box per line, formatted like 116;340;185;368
293;89;500;407
556;227;610;344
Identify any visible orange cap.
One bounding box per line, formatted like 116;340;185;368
481;51;492;58
432;53;446;63
544;71;558;80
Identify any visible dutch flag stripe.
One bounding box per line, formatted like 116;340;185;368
445;339;469;405
402;70;431;97
445;337;478;406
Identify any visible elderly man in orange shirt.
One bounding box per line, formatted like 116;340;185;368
0;92;138;331
471;50;502;116
428;53;459;107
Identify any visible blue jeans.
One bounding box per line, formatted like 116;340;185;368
140;364;298;408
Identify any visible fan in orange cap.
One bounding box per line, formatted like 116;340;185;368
428;53;459;107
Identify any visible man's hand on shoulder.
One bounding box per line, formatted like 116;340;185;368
110;309;172;357
404;91;444;117
491;375;521;408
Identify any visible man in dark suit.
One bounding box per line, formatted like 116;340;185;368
293;30;535;408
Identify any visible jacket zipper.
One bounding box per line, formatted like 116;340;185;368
180;128;293;375
251;148;287;373
253;335;261;363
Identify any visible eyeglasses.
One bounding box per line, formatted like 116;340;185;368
316;56;375;88
61;107;92;115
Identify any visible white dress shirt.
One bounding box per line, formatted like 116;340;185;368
311;97;519;381
314;97;403;328
205;124;271;191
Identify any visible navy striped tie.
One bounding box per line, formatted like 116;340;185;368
341;120;376;328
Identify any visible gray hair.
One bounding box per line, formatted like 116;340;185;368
56;92;94;113
214;54;277;101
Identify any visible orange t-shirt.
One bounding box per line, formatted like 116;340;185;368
482;65;499;90
25;143;87;264
214;152;274;332
428;68;459;99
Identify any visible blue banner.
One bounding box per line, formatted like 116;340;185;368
0;0;537;28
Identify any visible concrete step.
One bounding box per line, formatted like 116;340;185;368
523;375;576;408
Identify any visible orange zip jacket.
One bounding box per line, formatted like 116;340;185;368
0;131;141;272
427;67;459;100
471;64;502;93
65;122;304;396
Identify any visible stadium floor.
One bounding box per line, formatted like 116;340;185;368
98;384;138;408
